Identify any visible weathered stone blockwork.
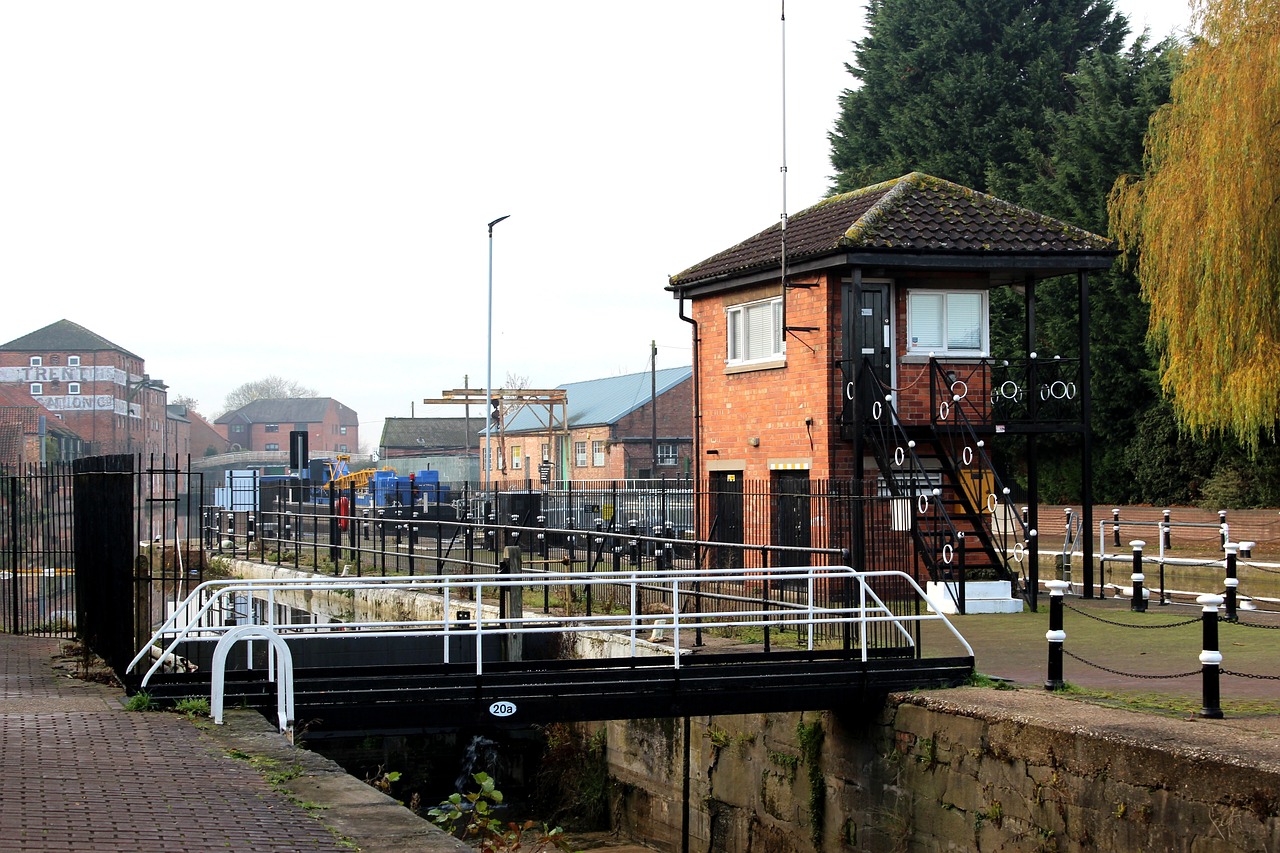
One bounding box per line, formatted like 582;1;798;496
608;689;1280;852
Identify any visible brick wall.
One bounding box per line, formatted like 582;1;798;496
0;347;162;455
695;275;850;481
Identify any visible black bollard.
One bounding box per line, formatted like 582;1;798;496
1044;580;1070;690
1162;509;1172;549
1240;540;1255;560
1224;543;1239;622
1197;593;1224;719
1112;508;1121;548
1130;540;1147;613
1219;510;1228;548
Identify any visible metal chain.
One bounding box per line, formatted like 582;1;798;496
1228;618;1280;630
1244;563;1280;575
1062;649;1199;680
1222;669;1280;681
1064;603;1201;629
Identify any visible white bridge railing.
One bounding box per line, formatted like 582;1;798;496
127;567;973;732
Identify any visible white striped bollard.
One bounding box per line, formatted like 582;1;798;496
1044;580;1070;690
1224;542;1238;622
1197;593;1224;719
1130;540;1147;613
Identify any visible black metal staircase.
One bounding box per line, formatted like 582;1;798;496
860;360;1032;610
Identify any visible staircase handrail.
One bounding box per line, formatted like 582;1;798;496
928;359;1031;585
860;362;969;608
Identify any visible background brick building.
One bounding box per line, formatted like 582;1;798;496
0;319;180;458
495;367;693;484
214;398;359;456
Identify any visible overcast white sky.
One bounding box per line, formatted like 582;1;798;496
0;1;1192;449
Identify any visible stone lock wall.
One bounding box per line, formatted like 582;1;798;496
607;689;1280;852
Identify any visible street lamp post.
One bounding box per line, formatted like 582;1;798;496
485;214;510;501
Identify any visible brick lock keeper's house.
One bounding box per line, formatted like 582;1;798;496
668;173;1115;602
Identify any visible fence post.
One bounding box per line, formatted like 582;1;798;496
957;531;966;616
1197;593;1224;719
1044;579;1070;690
1219;510;1228;548
1112;508;1121;548
1162;509;1171;549
1223;542;1239;622
1130;540;1147;613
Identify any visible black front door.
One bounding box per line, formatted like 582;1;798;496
858;280;892;398
842;278;893;438
708;470;744;569
772;470;811;568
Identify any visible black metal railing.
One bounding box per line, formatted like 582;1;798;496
859;361;970;604
203;479;921;649
934;356;1082;426
928;359;1032;592
0;462;76;637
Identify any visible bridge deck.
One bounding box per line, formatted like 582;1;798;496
143;648;974;733
128;567;975;735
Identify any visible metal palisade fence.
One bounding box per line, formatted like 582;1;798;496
209;476;922;648
0;455;206;676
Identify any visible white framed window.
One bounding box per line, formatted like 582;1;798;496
340;426;347;435
574;441;588;467
726;296;783;364
265;423;279;433
511;445;522;469
29;357;41;367
265;442;280;451
68;383;81;395
591;440;606;466
30;383;42;395
541;443;550;462
68;356;80;366
658;443;678;466
907;290;988;355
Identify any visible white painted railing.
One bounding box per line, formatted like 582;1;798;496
127;567;973;732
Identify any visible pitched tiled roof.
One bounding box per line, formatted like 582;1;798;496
380;417;475;450
214;397;357;426
669;172;1113;287
503;367;693;433
0;319;140;359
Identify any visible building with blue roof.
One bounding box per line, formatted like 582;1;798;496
491;366;692;484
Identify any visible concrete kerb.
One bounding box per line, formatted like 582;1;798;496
200;709;470;853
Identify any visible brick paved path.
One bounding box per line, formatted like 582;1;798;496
0;634;352;853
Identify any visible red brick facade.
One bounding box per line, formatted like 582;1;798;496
694;273;852;482
0;324;178;458
215;398;358;456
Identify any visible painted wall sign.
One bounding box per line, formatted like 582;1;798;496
488;701;517;717
0;366;123;383
37;395;116;412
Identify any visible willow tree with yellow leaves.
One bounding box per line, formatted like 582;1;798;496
1109;0;1280;450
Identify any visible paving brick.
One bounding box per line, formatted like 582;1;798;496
0;634;469;852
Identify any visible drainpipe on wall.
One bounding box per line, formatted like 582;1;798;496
678;296;700;490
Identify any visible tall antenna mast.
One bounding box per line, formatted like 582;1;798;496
779;0;789;336
780;0;818;344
